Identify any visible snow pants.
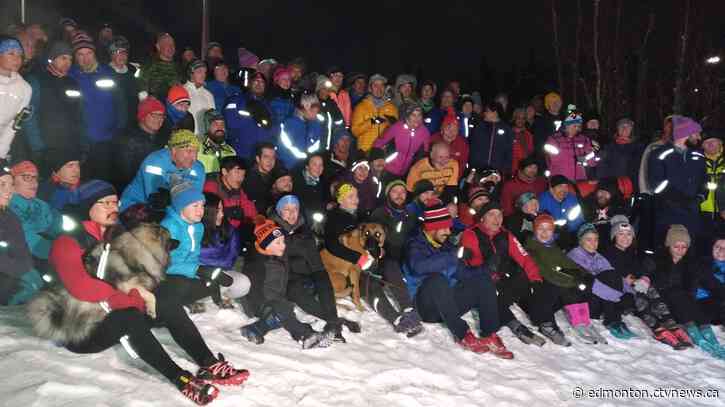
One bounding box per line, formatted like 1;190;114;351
359;258;414;325
286;270;340;325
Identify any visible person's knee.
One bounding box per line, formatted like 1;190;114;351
220;271;250;299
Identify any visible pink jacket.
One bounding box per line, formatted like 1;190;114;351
373;121;430;177
545;132;597;181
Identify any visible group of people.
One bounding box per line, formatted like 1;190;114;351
2;17;725;406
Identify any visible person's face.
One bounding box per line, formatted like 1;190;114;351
565;123;582;137
142;111;165;133
74;48;96;70
317;87;330;101
712;240;725;262
13;171;38;199
419;190;435;204
214;200;224;226
421;84;434;100
181;50;195;63
669;242;689;260
596;189;612;208
352;78;367;94
277;75;291;90
371;158;385;175
329;72;344;89
388;185;407;207
370;80;385;98
56;161;81;185
171;147;198;169
549;98;562;113
703;139;723;156
406;110;423;129
483;108;498;122
207;47;223;60
495;95;508;109
526;106;536;122
99;28;113;41
471;195;490;210
522;163;538;178
685;133;702;150
52;54;73;75
89;194;119;227
431;146;451;168
482;209;503;233
440;91;454;108
448;82;460;95
222;166;245;189
274;175;293;193
111;49;128;67
191;67;207;85
280;203;299;226
334;136;351;158
267;235;286;257
535;222;554;242
522;199;539;216
0;175;13;207
580;233;599;253
617;125;633;142
462;101;473;115
250;76;266;96
156;37;176;61
303;104;321;121
430;227;451;244
353;164;369;183
289;65;303;81
586;119;600;130
614;231;634;250
174;101;190;112
208;119;226;143
514;111;526;128
213;64;229;82
551;184;569;202
340;188;359;210
399;83;413;98
442;122;458;142
181;200;205;223
257;148;276;173
307;156;324;178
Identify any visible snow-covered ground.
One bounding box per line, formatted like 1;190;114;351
2;300;724;407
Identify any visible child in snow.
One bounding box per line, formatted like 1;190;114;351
695;237;725;325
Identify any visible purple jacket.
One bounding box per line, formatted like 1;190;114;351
373;121;430;177
200;225;241;270
567;247;634;302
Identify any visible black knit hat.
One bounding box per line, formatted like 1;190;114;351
368;147;385;162
76;180;117;219
479;201;502;218
48;148;82;173
518;155;539;170
549;175;571;188
412;179;435;198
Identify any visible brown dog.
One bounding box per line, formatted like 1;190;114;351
320;223;386;310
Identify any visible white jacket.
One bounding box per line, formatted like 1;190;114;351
0;72;32;158
184;81;215;135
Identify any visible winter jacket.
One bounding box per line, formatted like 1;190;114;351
504;211;536;245
319;99;346;151
111;125;166;192
405;158;458;196
206;80;239;113
638;140;667;194
469;120;514;174
9;194;62;259
0;71;32;158
244;251;290;305
337;171;379;216
68;64;126;144
270;212;325;276
500;174;548;216
161;208;203;279
567;247;633;302
329;89;352;126
373;121;430;177
110;63;141;129
369;202;417;262
120;148;206;212
538;189;584;233
647;144;706;234
223;92;273;160
652;251;699;296
184;81;215;134
525;236;588;288
197;137;237;174
24;68;83;154
0;209;34;304
429;132;469;175
403;229;462;298
695;259;725;301
701;152;725;214
595;142;645;188
268;86;295;130
203;174;257;229
511;127;534;173
460;224;542;282
200;223;240;270
242;166;274;214
291;168;327;224
458;112;481;140
140;57;181;101
324;206;362;264
533;111;564;153
351;95;398;151
349;90;366;108
544;132;597;181
423;107;444;135
278;113;324;169
602;245;653;280
38;180;81;211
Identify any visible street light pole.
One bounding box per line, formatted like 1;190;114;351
21;0;26;23
201;0;209;59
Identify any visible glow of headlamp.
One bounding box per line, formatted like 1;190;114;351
544;144;560;155
578;283;587;291
95;79;115;88
567;205;581;221
497;129;504;135
62;215;78;232
313;212;325;223
65;90;81;98
324;80;333;88
544;170;551;177
0;241;7;248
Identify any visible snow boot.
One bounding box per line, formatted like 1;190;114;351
240;321;266;344
394;308;424;338
197;353;250;386
459;330;488;354
669;326;694;348
654;328;689;350
300;330;334;349
539;322;571;347
566;303;599;344
478;333;515;359
573;325;598;344
686;324;725;359
606;321;636;340
699;325;725;357
176;371;219;406
507;320;546;346
324;321;346;343
340;318;362;333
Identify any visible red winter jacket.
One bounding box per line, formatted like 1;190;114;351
500;174;548;216
204;175;258;229
511;127;534;173
460;224;542;282
48;221;145;311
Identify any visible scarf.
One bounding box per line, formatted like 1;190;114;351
420;98;435;113
46;63;66;78
302;168;319;186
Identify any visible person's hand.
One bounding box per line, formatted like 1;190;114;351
447;203;459;218
134;287;157;319
148;188;171;211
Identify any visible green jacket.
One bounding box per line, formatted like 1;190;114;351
525;236;588;288
141;58;181;101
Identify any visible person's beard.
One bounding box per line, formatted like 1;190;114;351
388;196;406;210
685;138;702;150
211;130;226;144
596;197;610;209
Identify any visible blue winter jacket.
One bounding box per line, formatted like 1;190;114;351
277;113;324;169
268;87;294;130
200;224;241;270
469;120;514;173
206;80;239;113
538;190;584;233
9;194;63;259
403;230;461;298
68;64;126;143
37;181;81;211
424;107;444;135
161;207;203;279
223;92;273;160
120;148;206;212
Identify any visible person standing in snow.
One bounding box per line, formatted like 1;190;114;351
0;36;32;160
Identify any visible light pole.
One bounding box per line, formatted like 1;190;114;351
20;0;26;23
201;0;209;60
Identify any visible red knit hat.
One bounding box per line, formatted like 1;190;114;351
273;66;292;84
166;85;190;105
422;199;453;232
442;107;459;127
10;160;38;177
533;214;555;231
137;96;165;123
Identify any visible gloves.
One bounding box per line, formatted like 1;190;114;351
633;276;651;294
107;288;146;313
148;188;171;211
356;252;374;271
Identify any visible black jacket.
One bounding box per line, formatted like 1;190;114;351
270;212;324;276
653;251;700;294
291;168;327;224
111;64;140;132
243;167;274;214
111;125;165;192
244;251;290;311
0;210;33;304
324;206;361;264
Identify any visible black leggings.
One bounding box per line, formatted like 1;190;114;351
496;271;537;326
529;281;588;326
360;259;414;325
286;270;339;323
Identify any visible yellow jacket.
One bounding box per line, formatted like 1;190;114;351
351;96;398;151
701;152;725;213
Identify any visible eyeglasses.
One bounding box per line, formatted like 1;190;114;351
18;174;38;182
95;200;119;208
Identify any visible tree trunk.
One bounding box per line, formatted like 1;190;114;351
572;0;583;106
673;0;691;114
634;13;655;132
551;0;564;97
593;0;602;115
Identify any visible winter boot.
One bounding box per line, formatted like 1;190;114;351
686;324;725;359
324;321;346;343
197;353;250;386
507;319;546;346
539;322;571;347
176;371;219;405
478;333;515;359
606;321;636;340
699;325;725;357
654;328;689;350
394;308;424;338
340;318;362;333
458;330;488;354
566;303;597;344
189;301;207;314
300;330;334;349
669;326;693;348
240;321;267;344
573;325;598;344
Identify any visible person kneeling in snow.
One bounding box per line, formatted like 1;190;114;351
403;200;513;358
240;216;334;349
48;180;248;405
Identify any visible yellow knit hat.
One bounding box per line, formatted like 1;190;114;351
336;183;356;203
168;129;201;150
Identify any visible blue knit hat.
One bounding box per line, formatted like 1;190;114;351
275;194;300;217
563;112;583;128
170;177;205;213
76;180;117;219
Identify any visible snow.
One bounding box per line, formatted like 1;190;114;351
2;300;724;407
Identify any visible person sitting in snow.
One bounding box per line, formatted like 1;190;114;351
695;236;725;326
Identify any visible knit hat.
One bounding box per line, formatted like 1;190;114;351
401;102;423;119
168;129;201;150
137;96;165;123
336;182;356;203
563;112;583;128
610;214;634;240
442;107;459;127
77;180;117;218
385;179;407;197
422;199;452;232
59;17;78;29
202;108;224;128
533;213;555;231
169;177;205;213
273;66;292;84
254;215;284;255
549;174;571;188
346;72;366;87
368;73;387;86
326;65;344;77
467;185;490;205
166;85;191;105
275;194;300;216
271;166;291;184
108;35;129;54
479;201;502;218
544;92;561;111
577;223;598;240
412;179;435;198
47;41;72;61
368;147;385;162
665;224;691;247
316;75;336;92
616;118;634;129
70;30;95;54
187;58;206;75
10;160;37;177
518;155;539;170
48;148;82;173
672;115;702;142
237;47;259;68
516;192;537;209
207;41;222;52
